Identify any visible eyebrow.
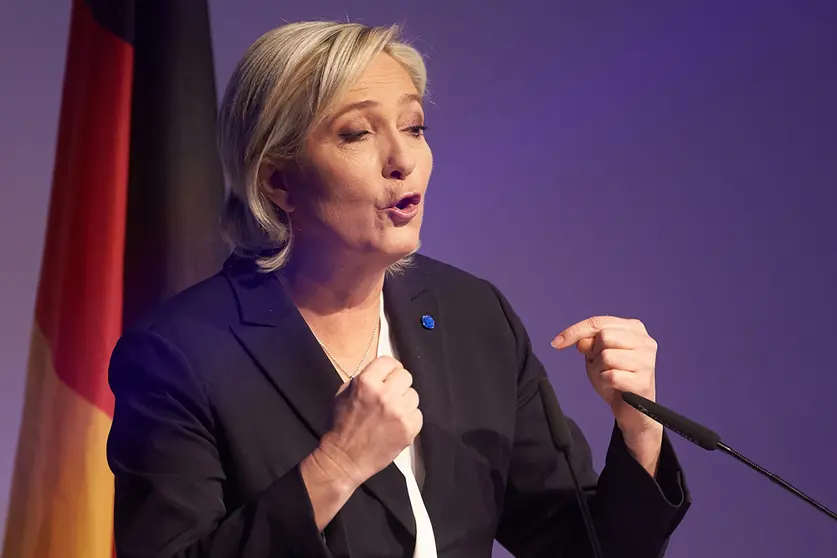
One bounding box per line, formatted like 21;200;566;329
328;93;423;123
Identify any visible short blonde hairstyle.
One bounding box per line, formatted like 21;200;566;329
217;21;428;272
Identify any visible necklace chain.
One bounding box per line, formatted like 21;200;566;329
314;312;380;381
277;274;381;382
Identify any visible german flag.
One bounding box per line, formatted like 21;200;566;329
2;1;226;556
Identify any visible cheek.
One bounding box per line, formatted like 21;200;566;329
301;152;376;210
300;163;384;237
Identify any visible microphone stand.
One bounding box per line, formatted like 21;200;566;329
562;451;605;558
539;379;605;558
716;441;837;521
622;391;837;522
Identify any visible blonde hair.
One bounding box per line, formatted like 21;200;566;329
217;21;428;272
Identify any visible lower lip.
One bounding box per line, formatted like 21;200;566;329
387;203;419;225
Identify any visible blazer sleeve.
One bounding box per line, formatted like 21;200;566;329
107;327;331;558
488;283;691;558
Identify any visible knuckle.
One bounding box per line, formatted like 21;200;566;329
402;368;414;384
600;348;616;368
373;381;390;400
597;328;612;345
382;398;399;418
647;336;658;351
356;372;375;388
588;316;602;330
632;318;647;332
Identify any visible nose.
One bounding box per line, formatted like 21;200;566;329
382;135;416;180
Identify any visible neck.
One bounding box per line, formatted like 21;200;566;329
281;243;387;318
281;243;387;380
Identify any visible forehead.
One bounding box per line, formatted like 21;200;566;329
343;53;419;103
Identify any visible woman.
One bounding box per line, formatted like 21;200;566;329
107;21;689;558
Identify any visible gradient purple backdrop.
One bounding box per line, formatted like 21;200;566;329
1;1;835;556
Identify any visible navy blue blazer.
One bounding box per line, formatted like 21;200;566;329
107;253;690;558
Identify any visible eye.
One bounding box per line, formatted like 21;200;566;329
405;125;427;138
338;130;370;143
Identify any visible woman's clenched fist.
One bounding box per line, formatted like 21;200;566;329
318;356;423;488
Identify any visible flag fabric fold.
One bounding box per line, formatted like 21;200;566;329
3;1;225;556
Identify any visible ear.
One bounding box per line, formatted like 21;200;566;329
258;162;295;213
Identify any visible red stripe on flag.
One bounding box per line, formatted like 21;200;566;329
34;0;134;418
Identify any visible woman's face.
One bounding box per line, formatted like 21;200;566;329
276;53;432;267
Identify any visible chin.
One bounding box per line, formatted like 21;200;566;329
372;230;421;265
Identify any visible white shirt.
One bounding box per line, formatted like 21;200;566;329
376;295;438;558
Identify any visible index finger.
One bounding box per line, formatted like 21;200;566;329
551;316;624;349
354;355;402;383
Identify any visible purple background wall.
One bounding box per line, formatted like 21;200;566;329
1;1;835;556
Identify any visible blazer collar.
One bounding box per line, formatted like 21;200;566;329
223;255;455;540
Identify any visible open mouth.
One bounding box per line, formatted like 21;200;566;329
394;193;421;210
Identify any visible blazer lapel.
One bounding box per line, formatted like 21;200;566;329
384;268;456;530
226;259;342;438
224;257;417;538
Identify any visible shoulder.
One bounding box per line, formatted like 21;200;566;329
405;253;523;333
404;253;495;293
125;269;237;337
108;262;252;395
113;256;260;373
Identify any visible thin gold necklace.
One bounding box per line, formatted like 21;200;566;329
278;274;381;382
313;312;380;381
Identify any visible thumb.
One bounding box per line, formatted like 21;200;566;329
576;337;595;355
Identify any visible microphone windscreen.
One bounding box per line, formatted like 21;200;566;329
538;378;574;452
621;391;721;450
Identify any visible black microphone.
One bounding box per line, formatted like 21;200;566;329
621;391;837;522
538;378;605;558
